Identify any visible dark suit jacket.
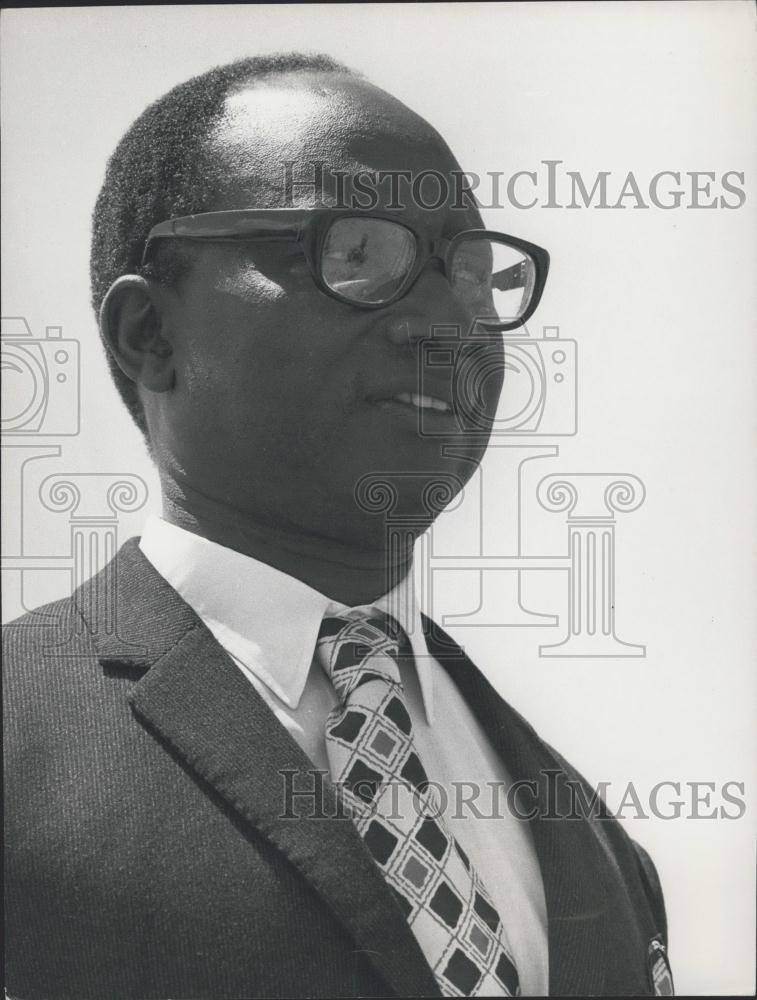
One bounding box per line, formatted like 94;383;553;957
4;538;670;998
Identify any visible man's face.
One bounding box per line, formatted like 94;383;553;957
151;73;504;547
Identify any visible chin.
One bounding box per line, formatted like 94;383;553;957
345;440;482;501
319;502;434;556
325;464;466;550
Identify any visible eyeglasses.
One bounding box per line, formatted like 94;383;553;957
143;208;549;331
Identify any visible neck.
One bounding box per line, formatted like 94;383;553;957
159;479;415;606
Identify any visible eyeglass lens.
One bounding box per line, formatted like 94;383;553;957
321;218;416;304
449;238;536;323
320;217;536;322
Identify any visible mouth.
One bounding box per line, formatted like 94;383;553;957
370;391;454;420
364;378;458;428
386;391;453;414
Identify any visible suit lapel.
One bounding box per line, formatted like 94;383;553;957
424;616;608;997
90;540;440;999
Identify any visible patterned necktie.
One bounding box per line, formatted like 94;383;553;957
316;608;520;998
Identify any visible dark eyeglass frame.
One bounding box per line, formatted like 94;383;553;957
143;207;550;331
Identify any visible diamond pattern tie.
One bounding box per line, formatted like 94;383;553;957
316;608;520;998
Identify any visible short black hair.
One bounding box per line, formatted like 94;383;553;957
90;52;357;438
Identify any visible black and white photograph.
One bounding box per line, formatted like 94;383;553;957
2;3;755;997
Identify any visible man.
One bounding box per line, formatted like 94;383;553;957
4;54;671;998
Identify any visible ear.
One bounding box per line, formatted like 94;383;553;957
99;275;175;392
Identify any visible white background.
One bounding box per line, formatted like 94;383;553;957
2;3;756;994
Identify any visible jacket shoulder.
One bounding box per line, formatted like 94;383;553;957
3;592;93;684
4;592;84;645
631;837;668;945
545;739;668;945
3;593;100;743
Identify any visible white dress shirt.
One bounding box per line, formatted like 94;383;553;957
140;514;548;995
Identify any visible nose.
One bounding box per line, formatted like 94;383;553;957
382;262;470;348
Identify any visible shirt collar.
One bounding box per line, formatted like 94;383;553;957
139;515;435;723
